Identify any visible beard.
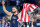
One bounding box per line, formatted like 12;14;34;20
13;11;16;13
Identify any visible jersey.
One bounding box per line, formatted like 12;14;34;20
10;14;18;27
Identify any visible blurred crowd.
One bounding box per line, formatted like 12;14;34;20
0;0;40;27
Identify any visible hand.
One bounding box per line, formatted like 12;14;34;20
19;21;23;24
2;1;5;6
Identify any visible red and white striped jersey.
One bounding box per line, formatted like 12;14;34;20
17;3;38;22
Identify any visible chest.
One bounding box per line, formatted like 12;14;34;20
11;14;18;21
12;15;18;19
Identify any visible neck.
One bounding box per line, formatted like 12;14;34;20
13;11;17;15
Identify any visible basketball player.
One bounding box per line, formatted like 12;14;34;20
2;1;18;27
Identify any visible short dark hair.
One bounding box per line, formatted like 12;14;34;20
12;6;17;9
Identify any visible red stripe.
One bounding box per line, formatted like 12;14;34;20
31;4;36;10
29;4;34;11
24;3;28;22
26;3;31;22
24;12;26;22
19;3;25;21
36;5;38;7
28;4;31;11
21;9;23;20
30;5;34;9
29;8;31;11
24;3;30;22
18;10;23;21
23;3;27;22
23;3;25;9
27;3;30;22
21;3;25;21
28;15;30;22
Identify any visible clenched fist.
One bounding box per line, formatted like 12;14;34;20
2;1;5;6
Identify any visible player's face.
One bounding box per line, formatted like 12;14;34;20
12;7;17;13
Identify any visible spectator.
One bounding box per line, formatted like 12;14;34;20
2;17;8;27
7;0;11;6
38;1;40;7
16;0;20;6
0;20;2;27
10;0;16;6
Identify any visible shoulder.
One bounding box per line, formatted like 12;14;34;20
16;14;18;16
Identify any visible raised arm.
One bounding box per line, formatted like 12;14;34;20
2;1;12;16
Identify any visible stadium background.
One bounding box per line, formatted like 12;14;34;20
0;0;40;27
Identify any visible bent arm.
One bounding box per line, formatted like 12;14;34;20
3;5;12;16
2;1;12;16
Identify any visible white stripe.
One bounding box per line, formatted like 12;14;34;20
17;12;21;21
25;4;27;7
27;25;29;27
26;13;28;22
23;3;27;9
27;4;30;8
29;7;34;12
22;9;26;22
32;5;36;9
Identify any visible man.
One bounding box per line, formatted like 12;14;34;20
2;1;18;27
